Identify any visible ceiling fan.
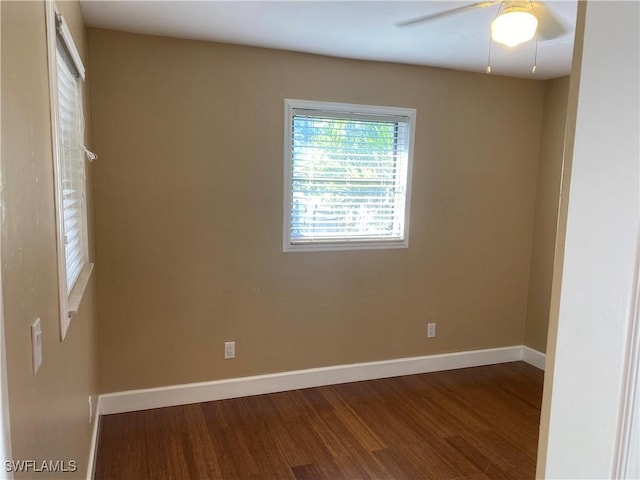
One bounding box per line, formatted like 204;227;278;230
396;1;569;48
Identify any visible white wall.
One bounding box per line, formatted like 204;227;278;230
542;1;639;478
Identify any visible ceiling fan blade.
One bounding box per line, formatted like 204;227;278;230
396;1;500;28
533;2;570;40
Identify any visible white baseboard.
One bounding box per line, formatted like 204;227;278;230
99;345;543;415
522;345;546;370
86;396;101;480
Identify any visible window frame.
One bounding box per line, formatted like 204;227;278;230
45;1;93;340
283;99;416;253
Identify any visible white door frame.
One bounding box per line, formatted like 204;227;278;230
614;245;640;478
0;271;12;476
0;4;15;477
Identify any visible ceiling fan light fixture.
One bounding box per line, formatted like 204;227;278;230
491;8;538;47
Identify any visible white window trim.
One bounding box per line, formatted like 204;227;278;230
283;99;416;253
45;1;93;340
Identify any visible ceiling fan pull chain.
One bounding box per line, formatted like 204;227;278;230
486;27;493;73
532;31;540;74
532;35;539;74
486;2;504;74
531;0;539;74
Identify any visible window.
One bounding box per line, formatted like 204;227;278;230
46;3;95;338
283;99;416;252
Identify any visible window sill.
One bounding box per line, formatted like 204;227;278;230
284;239;409;253
68;262;94;318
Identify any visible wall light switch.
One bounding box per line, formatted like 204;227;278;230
31;318;42;374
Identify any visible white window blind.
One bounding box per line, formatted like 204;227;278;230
56;43;87;293
284;100;415;252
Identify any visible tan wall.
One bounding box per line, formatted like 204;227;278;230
1;1;98;477
524;76;570;353
88;28;546;393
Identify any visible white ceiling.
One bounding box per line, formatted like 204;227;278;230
80;1;578;80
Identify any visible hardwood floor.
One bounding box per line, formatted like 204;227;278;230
95;362;543;480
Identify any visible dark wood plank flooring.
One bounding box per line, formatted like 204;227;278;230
95;361;543;480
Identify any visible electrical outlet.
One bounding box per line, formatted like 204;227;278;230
224;341;235;359
31;318;42;374
427;322;436;338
